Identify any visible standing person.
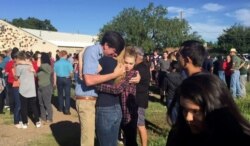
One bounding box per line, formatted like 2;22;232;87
176;40;207;77
202;54;213;73
225;55;232;88
164;61;183;122
166;74;250;146
15;51;41;129
229;48;243;98
53;50;73;115
158;51;170;103
73;53;79;82
55;50;60;61
95;47;138;146
170;40;207;123
239;55;249;98
3;48;15;114
150;49;161;85
144;54;154;87
37;53;53;124
74;31;126;146
134;47;151;146
5;48;22;128
213;55;226;83
95;55;125;146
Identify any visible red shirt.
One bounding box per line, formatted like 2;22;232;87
5;60;15;84
32;61;39;72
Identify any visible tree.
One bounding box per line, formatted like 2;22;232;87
98;3;202;53
218;24;250;53
10;17;57;31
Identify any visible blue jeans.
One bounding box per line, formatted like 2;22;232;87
218;70;226;83
230;70;242;98
166;98;178;124
12;87;21;124
56;77;71;111
96;104;122;146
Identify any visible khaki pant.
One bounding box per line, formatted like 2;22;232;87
76;99;96;146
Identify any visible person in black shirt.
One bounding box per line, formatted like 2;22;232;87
134;47;151;146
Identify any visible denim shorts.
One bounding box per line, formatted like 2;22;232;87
137;107;146;126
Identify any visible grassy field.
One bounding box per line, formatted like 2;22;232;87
1;83;250;146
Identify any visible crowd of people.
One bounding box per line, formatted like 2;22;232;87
151;44;250;105
0;30;250;146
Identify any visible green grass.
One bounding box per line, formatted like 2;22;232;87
236;83;250;121
146;101;169;146
0;109;13;125
27;134;58;146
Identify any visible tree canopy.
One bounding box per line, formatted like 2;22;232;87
218;24;250;53
98;3;203;53
9;17;57;31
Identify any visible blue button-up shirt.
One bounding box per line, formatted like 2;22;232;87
75;44;103;97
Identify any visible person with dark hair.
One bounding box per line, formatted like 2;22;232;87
5;48;22;128
150;49;161;85
213;55;226;83
37;53;53;124
2;49;14;113
202;54;213;73
166;74;250;146
225;55;232;88
177;40;207;77
55;50;60;61
164;61;183;109
99;31;125;56
169;40;208;123
75;31;130;146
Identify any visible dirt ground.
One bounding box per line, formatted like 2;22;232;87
0;103;80;146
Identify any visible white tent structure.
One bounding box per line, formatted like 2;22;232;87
23;28;98;53
0;19;98;57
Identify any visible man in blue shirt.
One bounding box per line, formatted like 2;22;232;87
75;31;126;146
53;50;73;115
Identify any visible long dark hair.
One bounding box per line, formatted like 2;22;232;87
167;74;250;135
41;52;51;65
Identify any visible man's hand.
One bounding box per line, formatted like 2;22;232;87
114;63;125;77
129;71;141;84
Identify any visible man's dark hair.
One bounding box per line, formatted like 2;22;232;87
179;40;207;67
100;31;125;55
11;47;19;59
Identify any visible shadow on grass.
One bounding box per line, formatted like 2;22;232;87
145;119;166;136
148;85;167;106
50;120;80;146
51;94;77;112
